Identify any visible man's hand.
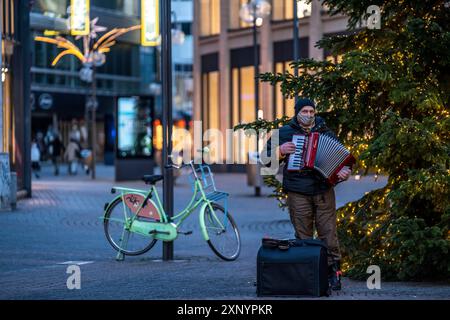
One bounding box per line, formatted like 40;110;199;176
337;166;351;181
280;142;296;155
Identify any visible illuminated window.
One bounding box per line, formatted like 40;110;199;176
231;65;264;125
200;0;221;36
202;71;220;131
230;66;263;163
272;0;311;21
240;66;255;123
229;0;253;29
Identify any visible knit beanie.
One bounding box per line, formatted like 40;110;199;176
294;98;316;115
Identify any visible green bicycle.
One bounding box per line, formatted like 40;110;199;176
102;160;241;261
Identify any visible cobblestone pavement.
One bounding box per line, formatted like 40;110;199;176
0;163;449;300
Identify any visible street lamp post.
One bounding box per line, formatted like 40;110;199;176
240;0;271;121
240;0;271;197
91;64;97;179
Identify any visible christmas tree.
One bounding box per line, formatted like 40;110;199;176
236;0;450;280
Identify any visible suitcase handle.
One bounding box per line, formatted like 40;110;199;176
291;239;329;251
262;238;290;250
262;238;329;252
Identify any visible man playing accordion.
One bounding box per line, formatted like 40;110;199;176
263;98;352;291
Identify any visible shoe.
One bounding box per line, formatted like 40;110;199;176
328;261;342;291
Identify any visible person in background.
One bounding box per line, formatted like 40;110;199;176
36;131;46;161
47;128;64;176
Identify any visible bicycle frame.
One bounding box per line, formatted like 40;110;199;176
103;162;239;261
112;179;211;223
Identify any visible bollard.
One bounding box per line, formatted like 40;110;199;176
247;152;263;197
10;172;17;210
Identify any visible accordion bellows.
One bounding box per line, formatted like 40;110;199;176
287;132;356;185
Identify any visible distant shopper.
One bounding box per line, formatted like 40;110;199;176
69;119;81;143
47;128;64;176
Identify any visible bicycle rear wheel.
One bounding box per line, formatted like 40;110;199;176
104;197;157;256
202;203;241;261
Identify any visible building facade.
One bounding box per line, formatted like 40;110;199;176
1;0;32;195
193;0;349;167
172;0;193;117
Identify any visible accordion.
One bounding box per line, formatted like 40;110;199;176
286;132;355;185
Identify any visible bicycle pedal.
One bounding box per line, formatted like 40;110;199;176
178;230;193;235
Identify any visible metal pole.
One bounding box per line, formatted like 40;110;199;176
161;0;174;260
293;0;299;104
21;1;32;196
0;4;3;153
91;64;96;179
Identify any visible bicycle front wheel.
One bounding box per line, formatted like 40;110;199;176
104;197;158;256
202;203;241;261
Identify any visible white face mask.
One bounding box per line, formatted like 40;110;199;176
297;113;315;126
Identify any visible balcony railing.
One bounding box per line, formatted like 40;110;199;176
31;67;146;96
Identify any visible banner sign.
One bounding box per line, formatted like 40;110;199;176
141;0;160;46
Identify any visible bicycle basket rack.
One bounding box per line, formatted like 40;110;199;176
189;164;229;214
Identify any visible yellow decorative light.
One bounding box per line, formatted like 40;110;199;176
35;24;140;67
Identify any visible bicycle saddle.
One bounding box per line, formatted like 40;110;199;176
142;174;163;185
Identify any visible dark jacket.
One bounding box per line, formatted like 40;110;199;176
263;116;339;196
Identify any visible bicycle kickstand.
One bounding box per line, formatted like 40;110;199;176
116;251;125;261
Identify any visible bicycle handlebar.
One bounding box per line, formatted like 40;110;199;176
164;163;184;169
164;161;192;170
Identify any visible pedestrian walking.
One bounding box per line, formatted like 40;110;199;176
64;138;80;175
31;139;41;179
46;128;64;176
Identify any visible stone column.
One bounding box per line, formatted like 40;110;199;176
219;0;230;133
218;0;231;164
192;0;202;124
260;11;273;120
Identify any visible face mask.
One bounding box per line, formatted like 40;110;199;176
297;113;315;127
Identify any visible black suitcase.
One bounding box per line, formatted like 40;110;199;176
257;238;330;297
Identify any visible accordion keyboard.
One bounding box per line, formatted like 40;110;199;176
287;135;306;171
